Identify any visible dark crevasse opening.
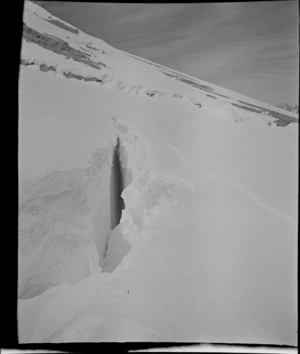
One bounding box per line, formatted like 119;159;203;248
110;137;125;230
102;138;131;272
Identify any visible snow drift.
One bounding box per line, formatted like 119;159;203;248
18;1;298;345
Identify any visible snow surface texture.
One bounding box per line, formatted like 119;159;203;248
19;1;298;345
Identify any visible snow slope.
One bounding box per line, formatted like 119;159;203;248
18;1;298;345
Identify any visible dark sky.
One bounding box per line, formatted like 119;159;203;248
36;1;298;106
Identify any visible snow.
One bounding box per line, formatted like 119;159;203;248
22;2;299;124
18;1;298;346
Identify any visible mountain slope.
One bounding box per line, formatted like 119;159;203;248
18;1;298;345
21;1;298;127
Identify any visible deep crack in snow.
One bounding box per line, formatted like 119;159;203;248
110;137;125;232
102;135;131;272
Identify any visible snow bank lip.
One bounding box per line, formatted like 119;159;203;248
102;117;198;273
125;48;299;123
45;18;79;35
162;70;298;125
234;101;299;125
20;55;108;84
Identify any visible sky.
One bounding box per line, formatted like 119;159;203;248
37;1;298;106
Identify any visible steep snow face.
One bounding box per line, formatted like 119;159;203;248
18;151;109;299
19;1;298;346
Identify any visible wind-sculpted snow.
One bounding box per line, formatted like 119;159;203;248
19;145;114;298
103;118;196;271
18;117;197;337
18;92;298;345
18;163;107;299
18;1;298;345
20;147;297;343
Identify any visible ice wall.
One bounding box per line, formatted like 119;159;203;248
18;148;113;299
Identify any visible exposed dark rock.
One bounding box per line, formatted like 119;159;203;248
46;18;79;35
40;64;56;72
84;77;103;83
274;119;290;127
65;72;83;80
145;89;166;97
231;103;262;113
22;23;104;70
277;103;298;114
21;58;35;66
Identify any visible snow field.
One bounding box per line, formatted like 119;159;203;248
18;1;298;344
